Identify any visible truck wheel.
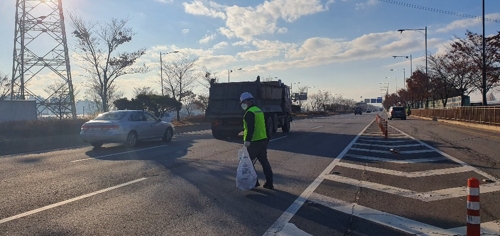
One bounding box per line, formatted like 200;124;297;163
266;117;273;138
272;114;279;133
282;115;291;133
212;130;226;140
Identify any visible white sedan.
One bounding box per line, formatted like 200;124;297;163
80;110;175;148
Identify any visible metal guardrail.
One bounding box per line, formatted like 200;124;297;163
412;107;500;126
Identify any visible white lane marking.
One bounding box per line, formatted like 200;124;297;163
349;147;435;154
0;178;147;225
278;223;312;236
310;125;323;130
324;174;500;202
264;120;374;236
307;193;454;236
447;220;500;235
344;154;447;164
337;162;474;177
357;138;410;143
390;126;500;182
353;143;423;148
71;145;168;163
270;136;288;142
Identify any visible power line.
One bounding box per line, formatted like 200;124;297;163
378;0;500;23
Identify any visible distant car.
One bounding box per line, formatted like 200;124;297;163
354;107;362;115
388;106;406;120
80;110;175;148
366;110;372;113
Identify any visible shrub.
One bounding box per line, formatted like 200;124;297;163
0;119;88;141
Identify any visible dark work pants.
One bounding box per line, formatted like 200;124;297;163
247;139;273;185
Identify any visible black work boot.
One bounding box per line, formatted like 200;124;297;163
263;182;274;190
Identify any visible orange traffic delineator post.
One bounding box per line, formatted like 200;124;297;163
467;177;480;236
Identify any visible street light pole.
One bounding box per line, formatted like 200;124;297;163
482;0;487;105
398;27;427;78
390;69;405;90
160;52;163;96
386;77;397;93
159;51;179;96
398;27;428;107
392;55;412;77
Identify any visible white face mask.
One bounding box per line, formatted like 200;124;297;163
241;103;248;110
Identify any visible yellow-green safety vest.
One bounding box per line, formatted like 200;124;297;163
243;106;267;141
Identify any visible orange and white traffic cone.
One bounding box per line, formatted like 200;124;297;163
467;177;480;236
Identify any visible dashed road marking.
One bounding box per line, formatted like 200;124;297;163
263;120;374;236
325;174;500;202
0;178;147;224
349;147;435;154
307;192;453;236
337;162;474;177
71;145;167;163
353;143;423;148
344;153;447;164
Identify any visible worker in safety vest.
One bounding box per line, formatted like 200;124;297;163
240;92;274;190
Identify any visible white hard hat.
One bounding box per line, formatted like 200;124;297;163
240;92;254;103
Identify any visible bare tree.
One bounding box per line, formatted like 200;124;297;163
450;31;500;105
487;92;496;101
133;86;155;96
69;14;148;112
183;92;198;116
44;82;79;119
193;94;209;112
0;72;10;101
309;90;332;111
85;82;123;114
162;54;198;121
200;67;218;89
429;54;460;107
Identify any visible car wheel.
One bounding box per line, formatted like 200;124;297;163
266;117;273;138
272;114;279;133
162;127;173;142
125;131;138;147
212;130;226;140
91;142;103;149
282;115;291;133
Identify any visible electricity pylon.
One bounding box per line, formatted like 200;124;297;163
11;0;77;119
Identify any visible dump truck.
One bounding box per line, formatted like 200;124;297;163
205;76;293;139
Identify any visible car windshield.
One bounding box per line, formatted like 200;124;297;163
392;107;404;111
94;112;128;120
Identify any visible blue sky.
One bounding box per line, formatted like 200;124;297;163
0;0;499;103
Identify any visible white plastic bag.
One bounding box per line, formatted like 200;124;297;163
236;147;258;191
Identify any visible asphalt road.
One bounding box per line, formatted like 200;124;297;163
1;113;499;235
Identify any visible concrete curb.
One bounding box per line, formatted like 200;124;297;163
412;115;500;133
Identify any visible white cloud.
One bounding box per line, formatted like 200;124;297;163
212;41;228;49
182;29;190;34
355;0;378;10
185;0;328;41
435;13;500;33
199;33;217;44
183;0;226;19
155;0;173;3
